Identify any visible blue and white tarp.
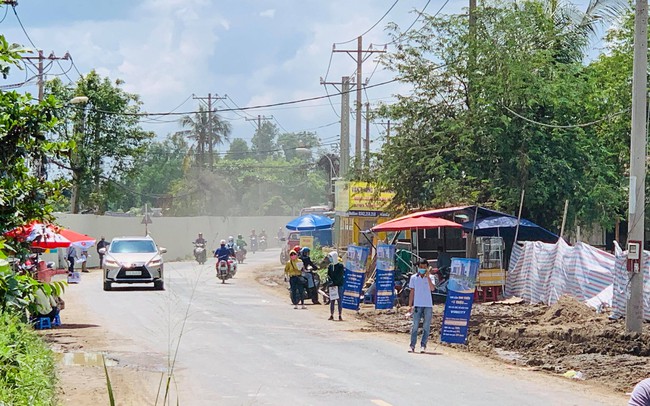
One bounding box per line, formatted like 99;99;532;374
342;245;369;311
441;258;479;344
611;241;650;320
375;244;396;310
506;239;614;307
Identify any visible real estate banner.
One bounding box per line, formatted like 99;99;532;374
341;245;369;311
375;244;396;310
441;258;479;344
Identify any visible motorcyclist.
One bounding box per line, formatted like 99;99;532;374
226;236;236;257
214;240;231;263
260;229;268;239
300;247;321;305
194;233;206;245
236;234;248;255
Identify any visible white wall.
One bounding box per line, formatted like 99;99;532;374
41;213;293;268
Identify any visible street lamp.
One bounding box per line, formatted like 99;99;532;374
296;147;338;209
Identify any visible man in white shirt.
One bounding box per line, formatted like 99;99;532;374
408;259;436;353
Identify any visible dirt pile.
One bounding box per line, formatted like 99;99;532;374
358;296;650;393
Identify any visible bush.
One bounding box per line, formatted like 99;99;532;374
0;311;57;405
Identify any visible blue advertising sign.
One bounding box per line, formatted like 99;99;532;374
375;244;396;310
341;245;370;311
441;258;479;344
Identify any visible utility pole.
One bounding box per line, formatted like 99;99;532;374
626;0;647;333
365;102;370;168
245;114;273;130
333;36;385;168
23;51;71;101
193;93;226;170
23;50;71;180
320;76;352;178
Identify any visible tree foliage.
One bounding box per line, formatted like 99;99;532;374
375;0;630;232
46;72;154;214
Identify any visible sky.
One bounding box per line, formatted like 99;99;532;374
0;0;474;157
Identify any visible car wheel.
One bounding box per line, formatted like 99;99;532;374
154;280;165;290
103;281;111;291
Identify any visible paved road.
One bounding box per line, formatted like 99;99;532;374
71;249;626;405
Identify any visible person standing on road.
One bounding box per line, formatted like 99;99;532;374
408;259;436;353
629;377;650;405
284;251;306;309
66;245;77;275
327;251;345;321
97;236;108;268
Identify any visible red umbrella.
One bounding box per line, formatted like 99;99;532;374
371;215;461;232
4;222;95;249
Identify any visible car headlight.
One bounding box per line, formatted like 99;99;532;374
104;258;119;267
147;258;162;267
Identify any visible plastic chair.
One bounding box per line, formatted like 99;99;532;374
35;317;51;330
52;314;61;327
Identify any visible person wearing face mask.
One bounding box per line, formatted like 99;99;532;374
408;259;436;353
327;251;345;321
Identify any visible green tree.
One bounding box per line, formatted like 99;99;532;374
375;0;624;231
177;105;231;169
47;72;154;214
225;138;250;160
250;121;278;160
0;36;67;231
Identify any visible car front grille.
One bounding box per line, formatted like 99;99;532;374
116;266;151;279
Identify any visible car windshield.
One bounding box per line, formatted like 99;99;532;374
110;240;157;253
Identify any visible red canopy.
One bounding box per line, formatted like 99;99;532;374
4;221;95;249
371;215;461;232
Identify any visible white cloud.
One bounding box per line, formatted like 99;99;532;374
259;9;275;19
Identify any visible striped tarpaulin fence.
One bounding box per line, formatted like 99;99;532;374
611;241;650;321
506;239;614;309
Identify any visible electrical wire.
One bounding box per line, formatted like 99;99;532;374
12;5;38;49
0;6;9;24
502;105;628;129
373;0;449;48
334;0;400;45
89;77;404;117
69;55;84;78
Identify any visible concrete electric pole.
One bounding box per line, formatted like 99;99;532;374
625;0;647;333
320;76;352;178
193;93;226;170
23;51;71;101
333;36;385;168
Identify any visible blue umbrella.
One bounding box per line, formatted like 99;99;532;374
286;214;334;231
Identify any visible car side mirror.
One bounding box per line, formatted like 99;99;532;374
159;247;167;254
280;237;286;241
98;248;106;254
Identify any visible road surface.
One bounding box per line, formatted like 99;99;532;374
59;248;627;405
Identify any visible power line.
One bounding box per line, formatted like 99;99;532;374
89;77;402;117
12;5;38;49
502;105;628;129
373;0;447;48
334;0;401;45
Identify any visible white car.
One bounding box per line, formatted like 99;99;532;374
100;236;166;291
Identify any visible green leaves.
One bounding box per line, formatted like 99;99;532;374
373;0;629;232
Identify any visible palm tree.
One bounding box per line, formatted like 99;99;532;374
542;0;628;63
177;106;232;169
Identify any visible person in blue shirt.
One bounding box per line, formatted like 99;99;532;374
214;240;231;262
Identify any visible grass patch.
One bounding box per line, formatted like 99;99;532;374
0;311;57;405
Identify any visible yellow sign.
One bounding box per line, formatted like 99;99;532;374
299;236;314;250
348;181;393;211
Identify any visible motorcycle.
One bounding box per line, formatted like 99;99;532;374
397;266;450;306
235;247;246;264
301;265;322;304
259;236;267;251
250;236;258;254
216;258;237;283
193;242;207;264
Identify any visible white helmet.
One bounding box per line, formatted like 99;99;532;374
228;236;234;241
220;239;226;245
